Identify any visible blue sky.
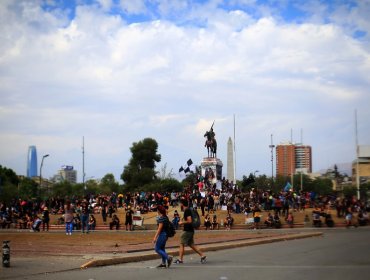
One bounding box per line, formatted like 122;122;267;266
1;0;369;183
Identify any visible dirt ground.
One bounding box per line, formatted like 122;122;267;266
1;230;288;258
2;206;344;258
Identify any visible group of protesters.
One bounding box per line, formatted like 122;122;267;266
1;171;369;232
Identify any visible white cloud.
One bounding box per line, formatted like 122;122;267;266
0;1;369;181
119;0;147;15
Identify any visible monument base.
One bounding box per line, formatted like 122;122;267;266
200;157;223;181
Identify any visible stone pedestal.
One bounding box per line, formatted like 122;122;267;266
200;157;223;181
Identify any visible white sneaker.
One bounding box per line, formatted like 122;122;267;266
69;232;72;235
66;233;68;235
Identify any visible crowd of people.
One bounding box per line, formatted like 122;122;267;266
1;175;369;232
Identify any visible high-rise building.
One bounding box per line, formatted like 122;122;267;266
55;165;77;184
276;142;312;177
27;146;38;178
227;137;235;182
276;143;296;177
295;144;312;174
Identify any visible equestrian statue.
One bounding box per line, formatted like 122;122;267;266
204;121;217;158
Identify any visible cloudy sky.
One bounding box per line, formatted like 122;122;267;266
1;0;369;183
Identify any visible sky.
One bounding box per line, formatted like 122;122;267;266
1;0;369;183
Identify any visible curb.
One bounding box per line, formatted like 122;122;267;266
81;231;323;269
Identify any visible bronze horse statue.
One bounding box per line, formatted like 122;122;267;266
204;129;217;158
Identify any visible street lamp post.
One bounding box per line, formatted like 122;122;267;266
269;134;275;188
39;154;49;193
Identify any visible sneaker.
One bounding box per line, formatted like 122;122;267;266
174;259;183;264
167;256;173;268
156;263;167;268
66;233;68;235
69;232;72;235
200;256;207;264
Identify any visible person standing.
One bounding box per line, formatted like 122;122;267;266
174;199;207;264
101;200;108;224
80;199;90;234
42;207;50;231
64;200;74;235
253;204;261;230
125;205;133;231
153;205;173;268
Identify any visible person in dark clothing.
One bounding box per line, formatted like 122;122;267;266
80;200;90;234
109;214;120;230
174;199;206;264
101;201;108;224
42;207;50;231
125;206;133;231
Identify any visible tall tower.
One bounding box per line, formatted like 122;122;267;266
276;143;312;176
227;137;235;182
27;146;38;178
295;144;312;173
276;143;295;177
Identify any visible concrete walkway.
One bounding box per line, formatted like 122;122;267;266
1;230;323;279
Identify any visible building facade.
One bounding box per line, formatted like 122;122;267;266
352;145;370;184
55;165;77;184
27;145;38;178
276;143;312;177
276;143;295;177
295;144;312;174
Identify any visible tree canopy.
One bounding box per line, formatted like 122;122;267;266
121;138;161;191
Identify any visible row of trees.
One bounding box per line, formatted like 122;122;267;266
239;173;334;195
1;137;369;203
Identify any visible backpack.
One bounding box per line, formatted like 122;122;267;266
165;217;176;237
190;208;201;229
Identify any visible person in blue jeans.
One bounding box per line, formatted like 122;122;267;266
80;200;90;234
64;200;74;235
153;205;173;268
172;210;180;230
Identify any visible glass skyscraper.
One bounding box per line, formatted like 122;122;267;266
27;145;38;178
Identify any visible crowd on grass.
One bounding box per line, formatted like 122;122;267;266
1;172;369;231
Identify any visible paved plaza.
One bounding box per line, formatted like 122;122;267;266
1;227;369;280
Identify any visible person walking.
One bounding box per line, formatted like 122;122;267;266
174;199;206;264
153;205;173;268
64;200;74;235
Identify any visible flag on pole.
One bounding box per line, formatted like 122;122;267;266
179;159;195;176
284;182;292;192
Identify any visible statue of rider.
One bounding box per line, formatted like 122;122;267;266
204;121;216;146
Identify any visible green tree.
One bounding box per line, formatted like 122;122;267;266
310;177;333;195
360;182;370;200
100;173;120;194
121;138;161;192
158;178;183;192
85;179;99;195
343;185;357;197
72;183;85;197
0;165;20;203
181;173;197;188
52;181;73;197
18;177;38;199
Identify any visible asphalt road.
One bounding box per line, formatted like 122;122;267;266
8;228;370;280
